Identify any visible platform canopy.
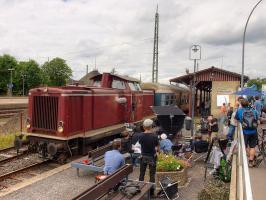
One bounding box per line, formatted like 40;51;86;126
170;66;249;91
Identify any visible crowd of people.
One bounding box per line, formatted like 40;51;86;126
225;96;265;167
103;118;174;197
102;95;265;198
197;95;265;168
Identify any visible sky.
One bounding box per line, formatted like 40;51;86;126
0;0;265;83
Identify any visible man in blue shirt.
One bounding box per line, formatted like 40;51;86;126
104;139;125;175
235;99;259;167
159;133;173;154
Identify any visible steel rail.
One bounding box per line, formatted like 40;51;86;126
0;160;50;182
0;150;29;165
0;146;15;153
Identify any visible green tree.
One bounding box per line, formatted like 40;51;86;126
0;54;17;95
13;60;43;95
247;78;266;91
42;57;72;86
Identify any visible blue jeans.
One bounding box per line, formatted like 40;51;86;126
227;125;236;141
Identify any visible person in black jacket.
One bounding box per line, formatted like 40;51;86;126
131;126;144;166
139;119;160;197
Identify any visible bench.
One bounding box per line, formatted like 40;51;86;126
71;143;112;176
72;164;153;200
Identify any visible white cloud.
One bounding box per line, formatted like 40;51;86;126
0;0;265;83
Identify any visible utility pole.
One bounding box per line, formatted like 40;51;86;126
86;65;88;74
189;45;201;137
152;5;159;83
94;57;97;70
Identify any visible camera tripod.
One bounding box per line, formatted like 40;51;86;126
204;137;227;181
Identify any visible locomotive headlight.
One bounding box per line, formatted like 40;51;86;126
57;121;64;133
26;118;31;129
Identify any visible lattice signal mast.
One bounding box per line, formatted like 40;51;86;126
152;5;159;83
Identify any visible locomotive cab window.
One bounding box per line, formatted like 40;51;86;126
111;79;126;89
128;82;142;91
135;83;142;91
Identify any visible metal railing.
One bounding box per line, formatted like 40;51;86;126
230;124;253;200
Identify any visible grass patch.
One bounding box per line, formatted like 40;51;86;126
0;133;15;150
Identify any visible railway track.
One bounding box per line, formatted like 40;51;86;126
0;108;26;119
0;153;58;191
0;146;28;165
0;159;51;182
0;151;29;166
0;147;15;154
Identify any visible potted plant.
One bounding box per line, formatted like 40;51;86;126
156;153;189;187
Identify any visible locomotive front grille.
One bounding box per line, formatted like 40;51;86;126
32;96;59;132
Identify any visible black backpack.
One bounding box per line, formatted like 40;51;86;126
242;109;258;130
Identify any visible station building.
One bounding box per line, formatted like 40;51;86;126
170;66;249;117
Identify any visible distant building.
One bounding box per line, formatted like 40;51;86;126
170;66;249;117
66;78;78;85
78;69;101;86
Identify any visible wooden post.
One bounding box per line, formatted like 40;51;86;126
188;80;192;117
20;112;23;133
195;89;198;115
203;88;206;103
200;89;202;106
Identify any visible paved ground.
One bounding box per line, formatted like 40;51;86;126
250;162;266;200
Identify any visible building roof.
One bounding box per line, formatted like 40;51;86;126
112;74;140;83
170;66;249;85
79;70;140;86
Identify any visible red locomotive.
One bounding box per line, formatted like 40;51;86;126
23;72;154;161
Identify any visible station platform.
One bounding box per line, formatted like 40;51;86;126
250;162;266;200
0;155;206;200
249;124;266;200
0;97;28;110
0;97;28;105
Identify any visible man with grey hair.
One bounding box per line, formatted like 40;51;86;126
139;119;159;197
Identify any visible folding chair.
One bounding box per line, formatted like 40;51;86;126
157;177;179;200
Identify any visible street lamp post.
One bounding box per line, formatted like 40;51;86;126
7;68;15;97
189;45;201;136
241;0;263;90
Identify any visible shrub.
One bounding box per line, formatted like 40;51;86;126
157;153;188;172
0;133;15;149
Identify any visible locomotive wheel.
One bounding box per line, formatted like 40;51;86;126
28;143;38;153
57;153;67;164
